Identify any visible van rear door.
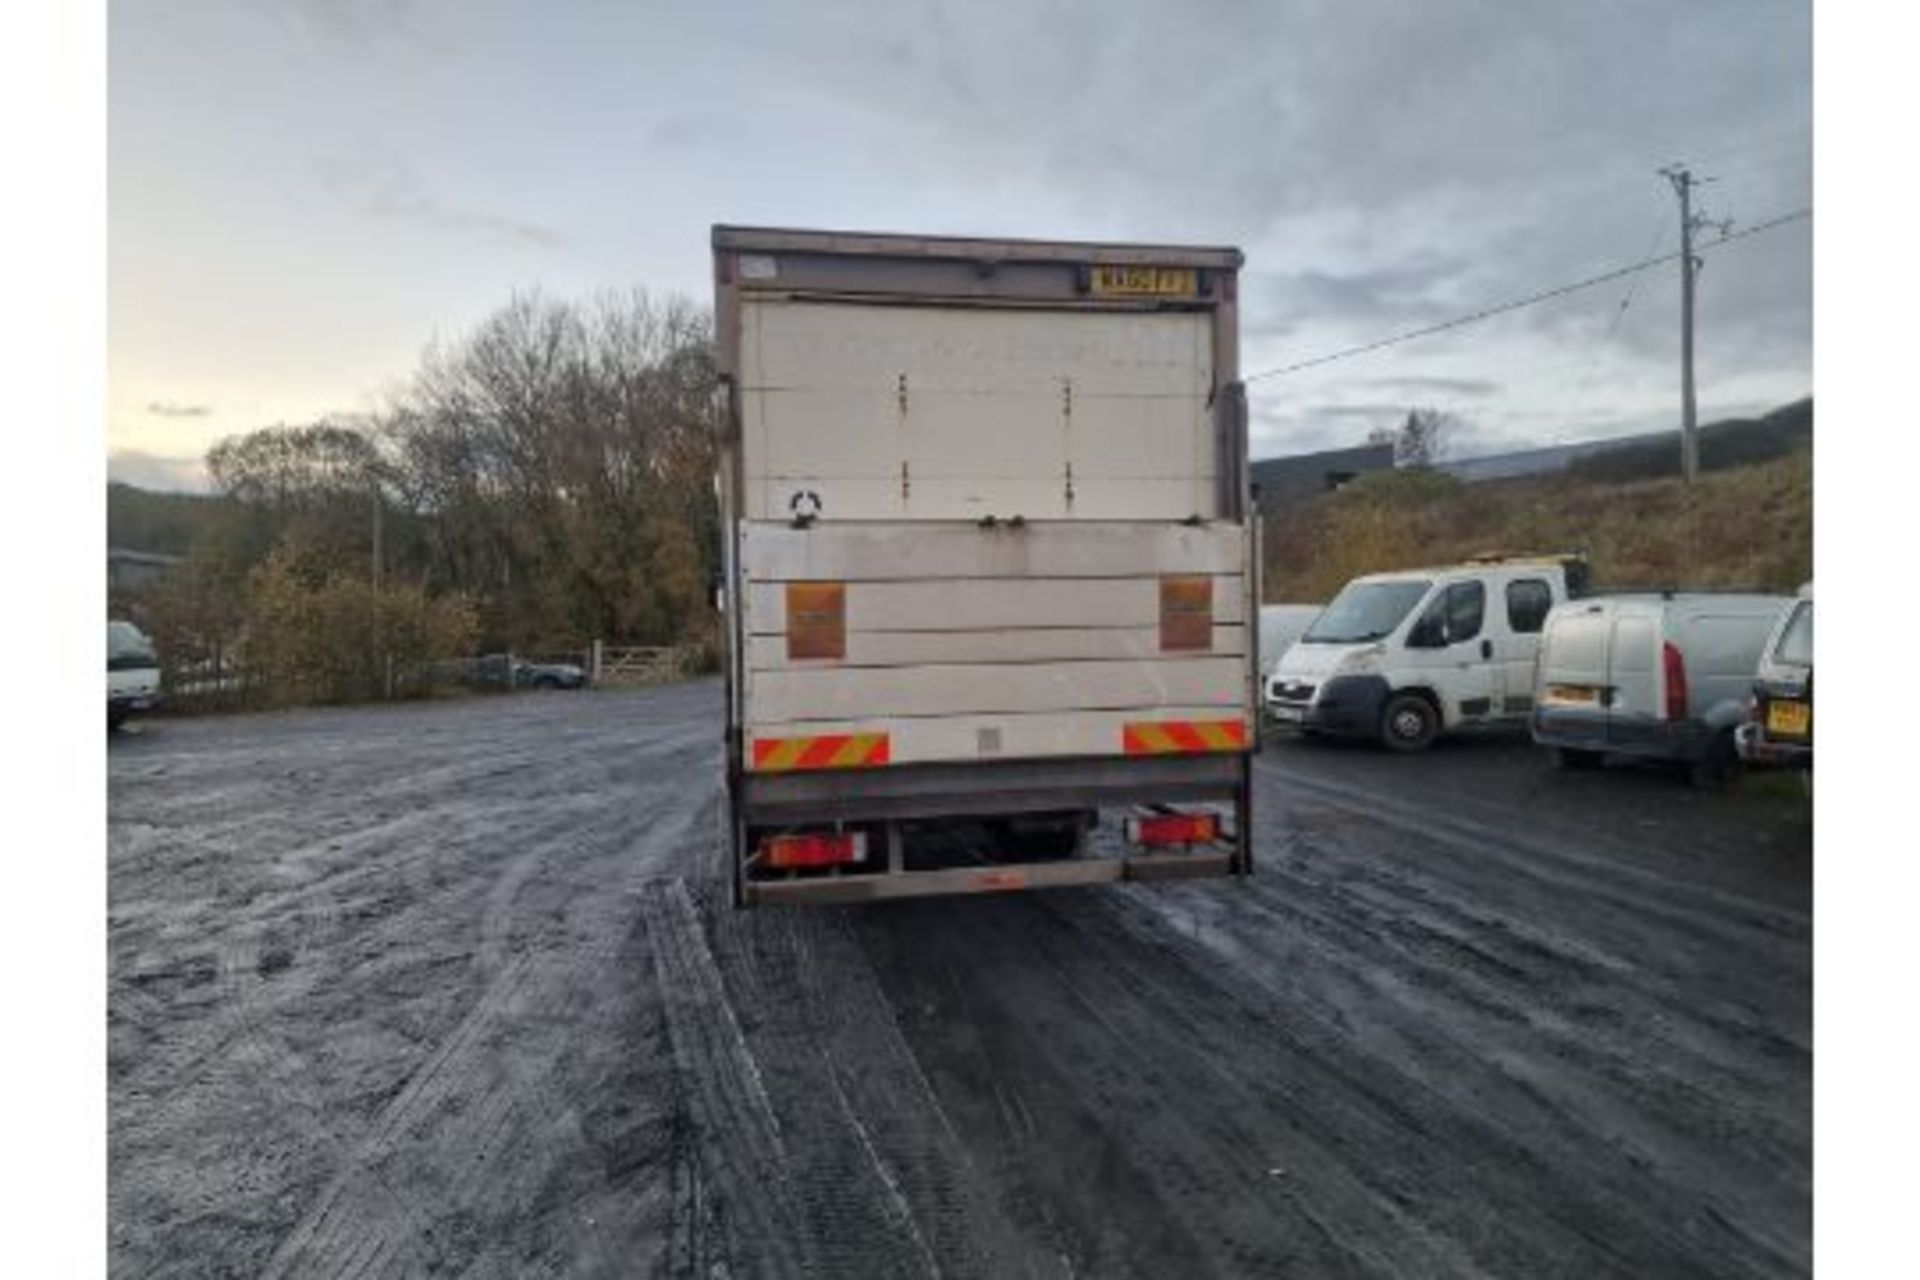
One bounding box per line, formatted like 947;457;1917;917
1537;601;1611;745
1603;612;1661;744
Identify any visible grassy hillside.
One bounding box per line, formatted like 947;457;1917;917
1265;443;1811;602
108;482;238;555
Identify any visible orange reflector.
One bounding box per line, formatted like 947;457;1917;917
787;582;846;660
751;732;890;772
1126;813;1220;846
1122;719;1247;754
762;831;869;869
1160;575;1214;651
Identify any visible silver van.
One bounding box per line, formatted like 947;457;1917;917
1531;593;1792;783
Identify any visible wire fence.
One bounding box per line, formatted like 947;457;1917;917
157;640;705;715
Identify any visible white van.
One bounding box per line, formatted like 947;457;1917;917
108;619;162;729
1258;604;1323;677
1531;592;1792;782
1266;555;1585;750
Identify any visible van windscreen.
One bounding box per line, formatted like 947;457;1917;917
1775;601;1812;666
108;621;157;670
1302;580;1431;644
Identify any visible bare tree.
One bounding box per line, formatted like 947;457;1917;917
189;289;720;671
1395;408;1460;468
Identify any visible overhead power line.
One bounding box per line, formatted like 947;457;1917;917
1242;207;1811;384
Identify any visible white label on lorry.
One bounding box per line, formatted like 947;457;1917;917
738;254;778;280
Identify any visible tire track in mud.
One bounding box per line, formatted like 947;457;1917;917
1253;761;1811;1069
112;714;714;1109
1092;884;1806;1278
864;869;1805;1280
1255;758;1810;955
112;685;1811;1278
1225;757;1809;1274
870;896;1487;1279
259;797;707;1278
1243;850;1807;1123
641;878;813;1280
700;890;1033;1279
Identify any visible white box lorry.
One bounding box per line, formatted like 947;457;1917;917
713;225;1256;905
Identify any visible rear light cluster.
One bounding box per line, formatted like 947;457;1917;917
1662;642;1689;722
1125;812;1220;847
760;831;869;869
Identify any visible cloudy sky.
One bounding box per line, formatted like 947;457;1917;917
109;0;1811;491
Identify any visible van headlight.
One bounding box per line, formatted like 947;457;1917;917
1335;644;1386;677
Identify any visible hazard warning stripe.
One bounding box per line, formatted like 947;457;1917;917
750;732;891;772
1122;719;1248;755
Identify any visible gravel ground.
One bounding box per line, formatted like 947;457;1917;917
108;682;1810;1278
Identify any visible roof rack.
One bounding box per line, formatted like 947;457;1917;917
1461;549;1588;565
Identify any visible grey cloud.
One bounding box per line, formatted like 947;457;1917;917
320;150;568;250
364;188;568;249
1318;404;1416;421
1363;376;1500;398
278;0;423;47
1249;257;1467;335
726;0;1806;409
147;400;212;418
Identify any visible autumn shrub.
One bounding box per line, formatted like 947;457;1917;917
242;550;479;705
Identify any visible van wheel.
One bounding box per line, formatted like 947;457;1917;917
1690;730;1739;789
1379;693;1439;752
1555;747;1604;770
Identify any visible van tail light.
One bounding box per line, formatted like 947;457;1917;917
761;831;869;869
1662;642;1689;721
1126;812;1220;847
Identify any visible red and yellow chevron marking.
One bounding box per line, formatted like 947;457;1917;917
1122;719;1248;755
750;732;891;772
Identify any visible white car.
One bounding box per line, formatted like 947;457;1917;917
1266;555;1583;750
108;620;163;729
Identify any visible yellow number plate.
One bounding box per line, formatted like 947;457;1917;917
1091;265;1197;296
1547;684;1601;705
1766;699;1811;736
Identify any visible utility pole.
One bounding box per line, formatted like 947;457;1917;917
370;471;387;696
1659;165;1732;484
1661;164;1701;483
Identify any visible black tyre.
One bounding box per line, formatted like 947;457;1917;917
1555;747;1604;770
1689;730;1739;789
1378;692;1440;752
532;675;560;690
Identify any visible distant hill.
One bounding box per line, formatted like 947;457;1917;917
1264;436;1811;602
1565;398;1811;482
107;482;237;556
1437;398;1812;485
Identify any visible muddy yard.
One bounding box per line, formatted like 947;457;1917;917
108;682;1810;1278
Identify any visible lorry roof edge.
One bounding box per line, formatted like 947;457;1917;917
712;223;1243;268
